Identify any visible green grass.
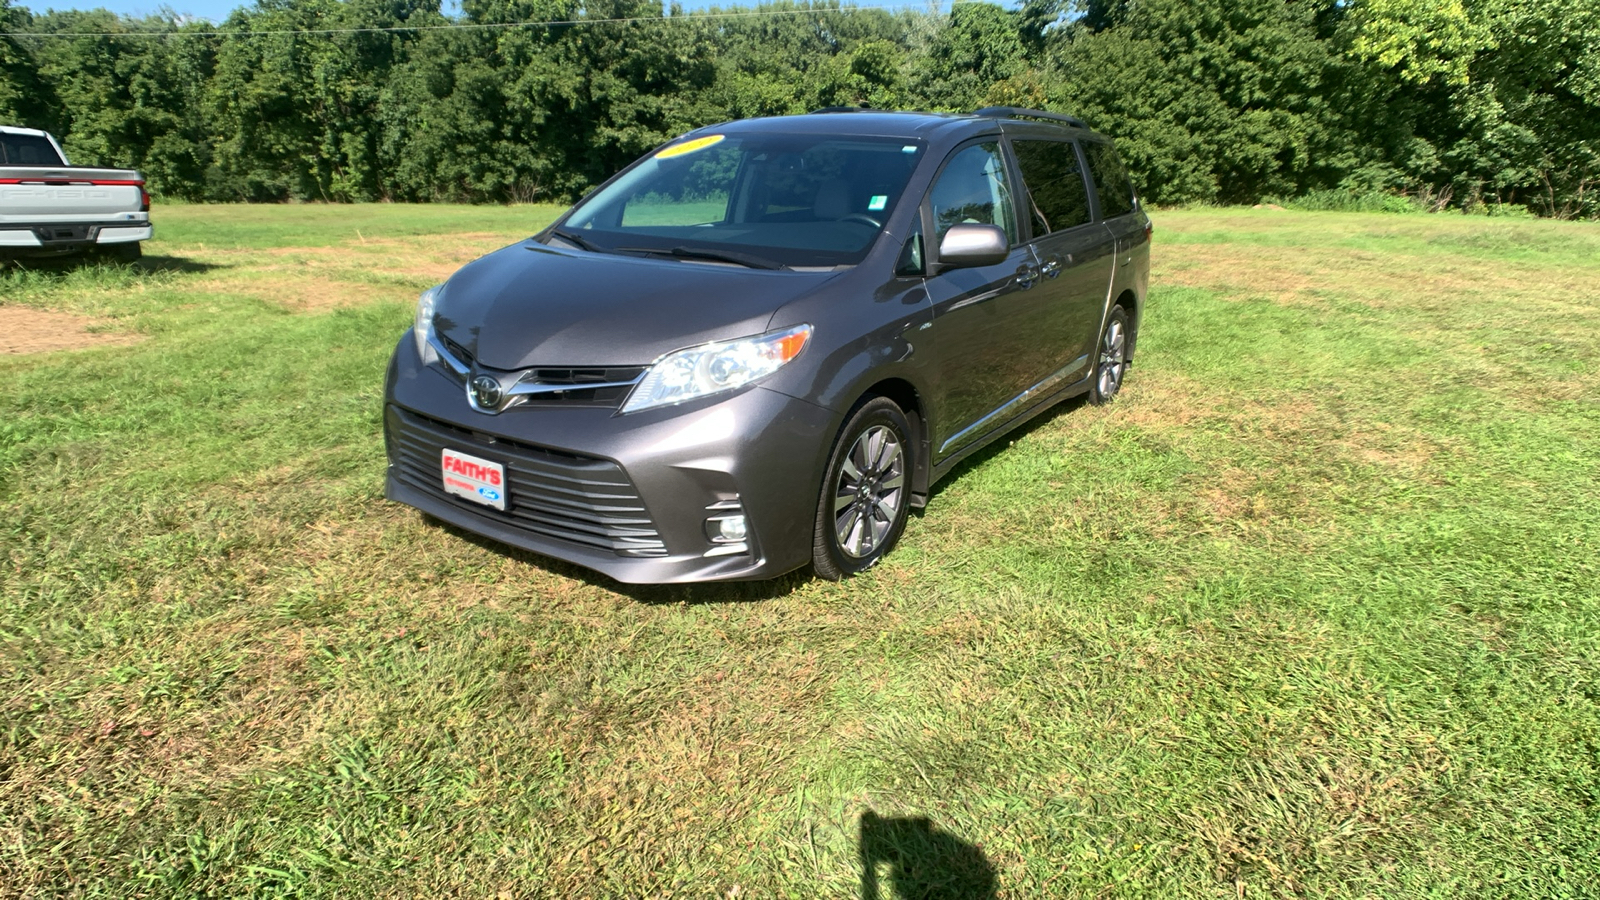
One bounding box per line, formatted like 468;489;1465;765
2;204;1598;898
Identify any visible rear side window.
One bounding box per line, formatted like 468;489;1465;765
0;134;65;166
928;142;1019;245
1085;141;1136;218
1012;139;1092;236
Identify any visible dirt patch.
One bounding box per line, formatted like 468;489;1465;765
1;306;141;354
189;233;521;304
220;274;386;312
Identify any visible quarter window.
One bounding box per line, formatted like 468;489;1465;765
895;220;925;277
928;143;1018;246
1084;141;1136;219
1012;139;1092;235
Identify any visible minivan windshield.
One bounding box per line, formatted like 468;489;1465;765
557;133;923;269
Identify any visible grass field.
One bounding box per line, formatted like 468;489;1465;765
2;204;1598;898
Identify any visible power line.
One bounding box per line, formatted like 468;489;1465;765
6;2;937;39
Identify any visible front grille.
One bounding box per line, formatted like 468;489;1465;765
387;405;667;557
515;367;647;406
433;336;643;408
442;336;475;366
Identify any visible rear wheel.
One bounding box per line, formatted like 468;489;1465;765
1089;306;1129;405
812;397;913;580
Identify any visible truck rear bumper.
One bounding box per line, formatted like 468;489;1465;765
0;222;152;252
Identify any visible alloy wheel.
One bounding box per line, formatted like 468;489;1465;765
1097;317;1126;399
832;425;906;558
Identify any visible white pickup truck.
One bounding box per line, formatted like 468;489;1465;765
1;125;152;262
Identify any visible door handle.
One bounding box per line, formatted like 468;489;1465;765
1040;255;1063;279
1015;264;1037;290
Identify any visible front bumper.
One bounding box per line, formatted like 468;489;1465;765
383;334;837;584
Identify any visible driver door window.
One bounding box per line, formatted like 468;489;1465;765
929;143;1019;246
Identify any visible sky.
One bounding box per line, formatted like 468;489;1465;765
28;0;475;21
17;0;911;24
23;0;245;20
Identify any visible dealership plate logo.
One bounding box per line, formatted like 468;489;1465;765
469;375;503;412
441;448;507;511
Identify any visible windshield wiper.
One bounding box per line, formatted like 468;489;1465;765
616;245;783;270
545;227;603;252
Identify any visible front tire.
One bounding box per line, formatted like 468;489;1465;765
1089;306;1130;405
812;397;913;581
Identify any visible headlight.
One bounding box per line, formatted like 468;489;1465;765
413;284;443;363
621;324;812;414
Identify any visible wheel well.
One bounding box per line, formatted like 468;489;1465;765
860;378;930;508
1115;289;1139;361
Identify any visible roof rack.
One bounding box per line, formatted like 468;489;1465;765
810;105;873;114
970;106;1088;129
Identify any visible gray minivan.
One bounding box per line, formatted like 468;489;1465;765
383;107;1151;583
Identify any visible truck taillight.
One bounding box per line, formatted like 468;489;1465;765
140;188;151;212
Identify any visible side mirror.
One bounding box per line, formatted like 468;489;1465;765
936;224;1009;270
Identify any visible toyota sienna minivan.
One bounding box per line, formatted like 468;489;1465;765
383;107;1151;583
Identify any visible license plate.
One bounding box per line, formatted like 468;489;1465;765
441;448;507;511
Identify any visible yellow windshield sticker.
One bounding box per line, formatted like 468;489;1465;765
656;135;725;159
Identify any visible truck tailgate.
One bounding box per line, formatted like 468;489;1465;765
0;166;147;224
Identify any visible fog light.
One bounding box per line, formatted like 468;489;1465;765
717;515;747;542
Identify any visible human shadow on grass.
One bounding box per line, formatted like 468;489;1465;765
859;810;997;900
428;515;809;605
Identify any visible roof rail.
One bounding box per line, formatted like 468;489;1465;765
810;105;872;114
970;106;1088;129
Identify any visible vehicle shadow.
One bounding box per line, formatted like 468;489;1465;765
1;253;221;276
922;393;1089;507
859;809;997;899
425;393;1096;602
137;254;222;274
429;517;809;605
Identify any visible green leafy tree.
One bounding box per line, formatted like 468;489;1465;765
911;2;1026;111
382;0;720;202
810;39;909;109
511;0;718;198
209;0;434;200
0;0;56;127
1342;0;1489;87
1;0;1590;216
22;10;215;196
1336;0;1600;216
707;1;908;119
1048;0;1350;205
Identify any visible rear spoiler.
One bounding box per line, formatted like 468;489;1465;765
0;177;143;185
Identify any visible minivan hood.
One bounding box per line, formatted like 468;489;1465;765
433;242;840;369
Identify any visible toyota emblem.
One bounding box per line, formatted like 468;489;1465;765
470;375;503;411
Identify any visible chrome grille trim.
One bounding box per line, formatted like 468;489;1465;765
425;336;646;409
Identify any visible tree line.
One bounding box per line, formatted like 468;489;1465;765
2;0;1596;218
